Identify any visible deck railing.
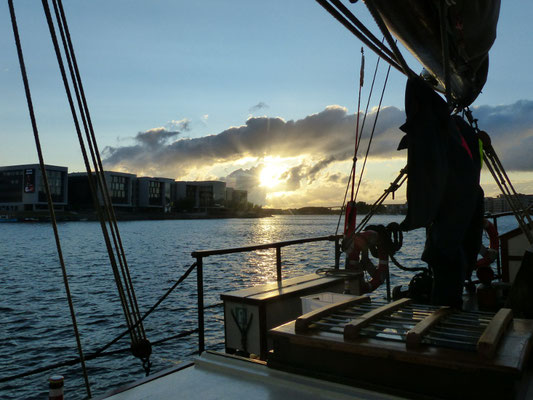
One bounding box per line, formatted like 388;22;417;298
191;234;343;353
6;212;516;386
8;211;521;388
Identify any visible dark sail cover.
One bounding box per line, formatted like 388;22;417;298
399;77;484;306
398;77;450;230
399;77;482;231
369;0;500;107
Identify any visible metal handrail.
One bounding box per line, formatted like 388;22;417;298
4;234;345;383
484;211;532;282
192;234;343;354
191;234;342;258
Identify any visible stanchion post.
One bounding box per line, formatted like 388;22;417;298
386;257;391;302
276;246;282;282
492;216;502;279
48;375;64;400
335;237;341;269
196;256;205;354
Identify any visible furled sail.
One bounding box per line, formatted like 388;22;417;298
367;0;500;107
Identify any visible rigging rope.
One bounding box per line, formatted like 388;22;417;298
51;0;146;339
58;0;148;347
335;43;382;236
329;0;396;63
365;223;402;255
41;0;150;373
389;253;426;273
465;109;533;243
92;262;197;359
484;147;533;242
364;223;425;273
334;56;410;276
315;0;403;74
0;262;198;384
350;47;365;201
8;1;91;396
356;167;407;232
335;165;354;235
318;3;419;278
354;61;392;202
363;0;415;78
0;328;199;384
439;0;453;107
355;40;383;155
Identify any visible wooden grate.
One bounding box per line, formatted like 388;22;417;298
295;296;512;357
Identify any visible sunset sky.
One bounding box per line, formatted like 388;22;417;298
1;1;532;208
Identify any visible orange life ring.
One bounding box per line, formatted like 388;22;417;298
475;219;499;284
346;230;388;294
476;219;499;269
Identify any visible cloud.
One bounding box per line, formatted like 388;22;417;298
101;100;533;205
265;179;349;209
225;166;266;205
473;100;533;171
127;119;191;151
327;172;346;183
248;101;269;113
165;118;191;132
103;105;406;177
226;165;261;190
280;164;304;191
135;127;181;148
308;156;337;182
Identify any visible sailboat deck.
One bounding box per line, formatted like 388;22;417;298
268;297;533;399
99;351;406;400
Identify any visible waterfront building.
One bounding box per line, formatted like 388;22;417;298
68;171;136;210
136;176;174;212
173;181;227;209
172;182;197;210
192;180;226;207
383;203;408;214
484;194;533;214
484;196;507;214
225;187;248;208
0;164;68;211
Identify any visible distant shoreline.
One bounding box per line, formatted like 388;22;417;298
1;210;271;222
1;208;408;222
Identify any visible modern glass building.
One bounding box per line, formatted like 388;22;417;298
68;171;136;210
173;181;228;209
136;176;174;212
0;164;68;211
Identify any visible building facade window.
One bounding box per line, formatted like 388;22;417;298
38;170;64;202
186;185;196;200
198;186;213;207
0;170;23;202
148;181;162;205
110;175;129;204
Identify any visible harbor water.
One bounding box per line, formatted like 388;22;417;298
0;214;518;399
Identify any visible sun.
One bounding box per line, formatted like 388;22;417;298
259;163;285;188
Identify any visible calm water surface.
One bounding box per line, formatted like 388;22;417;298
0;214;518;399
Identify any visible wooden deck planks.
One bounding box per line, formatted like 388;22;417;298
343;298;411;340
477;308;514;358
406;306;452;349
270;317;533;374
295;295;370;333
